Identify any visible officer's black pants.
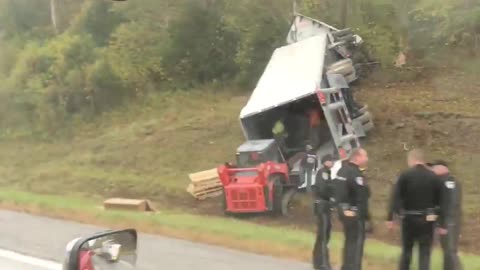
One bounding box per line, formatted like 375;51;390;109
340;214;365;270
313;201;332;270
440;223;463;270
399;216;434;270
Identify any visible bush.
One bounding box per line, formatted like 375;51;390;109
107;22;166;91
86;56;129;113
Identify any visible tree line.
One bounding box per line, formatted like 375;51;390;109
0;0;478;137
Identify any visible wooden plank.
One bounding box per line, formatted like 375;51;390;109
186;183;194;195
192;186;222;194
189;168;219;183
187;182;221;192
191;186;223;196
196;190;223;200
190;181;222;189
104;198;156;212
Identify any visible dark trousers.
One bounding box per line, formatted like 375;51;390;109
301;166;315;192
399;216;434;270
440;223;463;270
340;213;365;270
313;201;332;270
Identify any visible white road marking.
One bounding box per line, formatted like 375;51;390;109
0;248;62;270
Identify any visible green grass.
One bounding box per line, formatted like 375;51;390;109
0;189;479;269
0;90;246;200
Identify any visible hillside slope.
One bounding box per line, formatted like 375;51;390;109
0;72;479;251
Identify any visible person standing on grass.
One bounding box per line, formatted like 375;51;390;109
430;160;463;270
312;154;334;270
335;148;371;270
386;149;448;270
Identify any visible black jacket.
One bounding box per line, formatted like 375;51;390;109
335;162;371;220
387;165;446;226
300;150;318;169
313;167;333;201
440;174;462;224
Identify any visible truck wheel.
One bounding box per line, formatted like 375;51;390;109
358;105;369;115
281;188;297;216
362;120;375;133
270;175;284;216
327;59;355;78
332;28;353;38
345;72;357;83
356;111;373;124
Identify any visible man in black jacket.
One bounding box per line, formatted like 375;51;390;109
312;154;334;270
386;150;448;270
336;148;370;270
431;160;463;270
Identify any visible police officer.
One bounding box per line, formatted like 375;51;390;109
386;149;447;270
431;161;463;270
312;154;334;270
335;148;370;270
301;144;318;192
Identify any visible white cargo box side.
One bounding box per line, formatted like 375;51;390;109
239;34;328;120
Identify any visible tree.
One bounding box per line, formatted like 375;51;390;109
50;0;58;34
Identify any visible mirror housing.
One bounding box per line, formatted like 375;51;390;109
65;229;137;270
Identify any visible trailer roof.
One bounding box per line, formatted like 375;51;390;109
240;34;328;119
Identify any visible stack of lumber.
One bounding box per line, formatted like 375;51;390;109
187;168;223;200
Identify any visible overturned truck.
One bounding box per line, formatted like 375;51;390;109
241;14;374;160
219;15;374;216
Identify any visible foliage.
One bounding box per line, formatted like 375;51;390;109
107;21;166;91
69;0;125;46
0;0;478;136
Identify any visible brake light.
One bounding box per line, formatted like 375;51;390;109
317;91;327;105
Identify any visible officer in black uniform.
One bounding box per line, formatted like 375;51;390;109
312;154;334;270
336;148;370;270
431;160;463;270
386;150;447;270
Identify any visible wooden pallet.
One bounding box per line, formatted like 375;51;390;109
196;190;223;200
187;168;223;200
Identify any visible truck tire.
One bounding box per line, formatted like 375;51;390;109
357;111;372;124
358;105;369;115
332;28;353;38
362;120;375;133
327;59;355;77
270;175;284;216
345;72;357;83
336;34;356;43
281;188;297;216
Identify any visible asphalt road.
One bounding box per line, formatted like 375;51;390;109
0;210;310;270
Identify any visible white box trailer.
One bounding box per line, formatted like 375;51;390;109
239;16;374;162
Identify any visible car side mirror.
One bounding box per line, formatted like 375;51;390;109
65;229;137;270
